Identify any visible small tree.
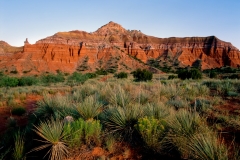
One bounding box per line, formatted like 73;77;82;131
133;69;153;81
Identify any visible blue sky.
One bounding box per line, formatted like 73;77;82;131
0;0;239;49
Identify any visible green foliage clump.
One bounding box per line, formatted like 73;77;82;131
85;73;97;79
18;76;38;86
63;118;84;148
11;107;26;116
114;72;128;79
209;71;217;78
168;75;177;80
132;69;153;81
178;68;202;80
95;68;108;75
41;72;65;84
136;117;166;151
67;72;89;85
63;118;102;147
0;76;19;87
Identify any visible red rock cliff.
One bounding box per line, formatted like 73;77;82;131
0;21;239;74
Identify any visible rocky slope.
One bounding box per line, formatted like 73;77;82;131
0;21;239;75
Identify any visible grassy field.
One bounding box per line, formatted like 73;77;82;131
0;71;240;160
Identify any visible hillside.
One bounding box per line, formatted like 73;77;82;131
0;21;239;75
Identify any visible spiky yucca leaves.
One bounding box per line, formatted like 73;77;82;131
136;117;166;152
63;118;85;148
32;118;68;160
103;105;143;141
12;131;25;160
71;84;98;103
35;94;76;121
167;109;202;159
143;103;170;119
106;85;131;107
75;95;103;120
187;131;228;160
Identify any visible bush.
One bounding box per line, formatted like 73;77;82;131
168;75;177;80
67;72;89;84
209;71;217;78
115;72;128;79
63;118;85;148
18;76;38;86
0;76;19;87
85;73;97;79
12;107;26;116
132;69;153;81
41;73;65;84
178;68;202;80
95;68;108;75
136;117;166;152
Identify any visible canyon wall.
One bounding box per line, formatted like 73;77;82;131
0;21;239;75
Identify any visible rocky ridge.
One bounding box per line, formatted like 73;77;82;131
0;21;239;75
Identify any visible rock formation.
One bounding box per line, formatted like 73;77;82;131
0;21;239;75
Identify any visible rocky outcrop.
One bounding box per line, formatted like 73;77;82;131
0;21;239;75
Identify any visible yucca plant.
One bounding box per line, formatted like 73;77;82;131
75;95;103;120
35;94;76;121
12;131;25;160
167;109;202;158
187;131;228;160
32;118;68;160
143;103;170;119
103;105;143;141
106;85;131;107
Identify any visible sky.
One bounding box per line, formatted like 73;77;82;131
0;0;240;49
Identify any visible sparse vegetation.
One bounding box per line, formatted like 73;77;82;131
0;69;240;159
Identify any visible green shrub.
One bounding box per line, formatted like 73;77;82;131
115;72;128;79
95;68;108;75
132;69;153;81
168;75;177;80
136;117;166;152
63;118;85;148
11;107;26;116
41;73;65;84
84;120;102;146
67;72;89;85
178;68;202;80
0;76;19;87
85;72;97;79
209;71;217;78
18;76;38;86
